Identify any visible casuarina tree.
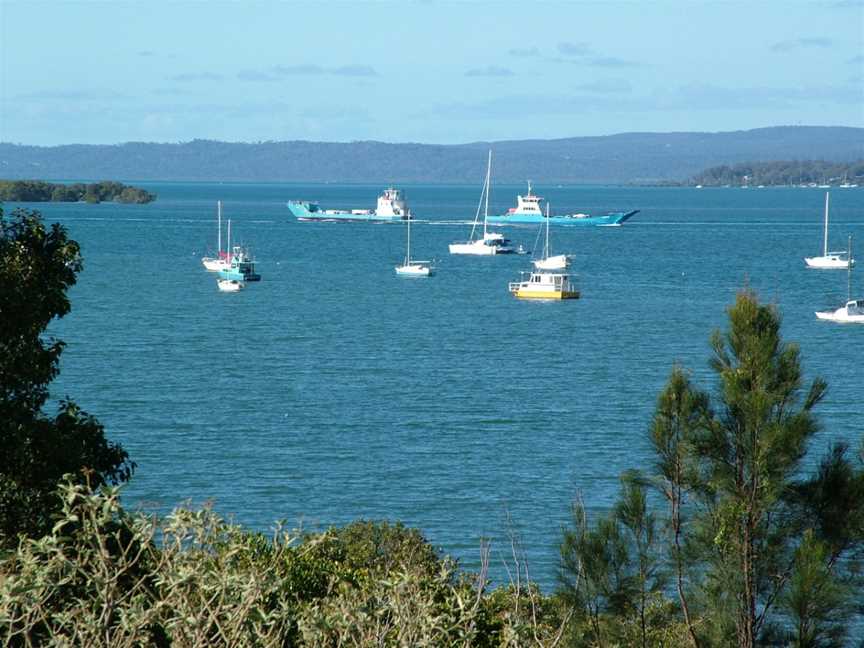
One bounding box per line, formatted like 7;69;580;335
560;291;864;647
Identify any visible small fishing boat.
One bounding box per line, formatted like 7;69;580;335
805;192;854;269
449;151;515;255
509;270;580;300
395;212;433;276
202;201;231;271
218;245;261;282
215;220;261;282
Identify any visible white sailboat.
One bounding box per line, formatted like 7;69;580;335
816;236;864;323
805;192;854;269
533;203;570;270
395;215;433;276
202;201;231;272
449;150;514;255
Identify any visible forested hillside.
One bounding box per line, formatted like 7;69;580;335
689;159;864;187
1;126;861;184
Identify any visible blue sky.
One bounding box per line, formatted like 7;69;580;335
1;0;862;145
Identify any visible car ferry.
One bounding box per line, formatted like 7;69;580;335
288;187;411;222
487;182;638;227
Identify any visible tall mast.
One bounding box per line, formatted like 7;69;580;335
823;192;830;256
483;149;491;238
406;212;411;264
468;150;491;242
217;201;222;255
545;202;550;259
227;219;231;263
848;235;853;302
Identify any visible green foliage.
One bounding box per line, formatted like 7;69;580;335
0;207;133;546
0;180;155;203
690;159;864;187
0;482;565;647
559;477;670;647
559;291;864;647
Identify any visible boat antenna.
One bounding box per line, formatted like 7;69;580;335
823;192;830;257
217;201;222;255
545;202;550;259
483;149;491;239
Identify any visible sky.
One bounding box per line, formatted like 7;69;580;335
1;0;862;146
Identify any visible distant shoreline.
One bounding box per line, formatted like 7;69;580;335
0;180;156;204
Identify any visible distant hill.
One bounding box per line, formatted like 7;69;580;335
1;126;862;184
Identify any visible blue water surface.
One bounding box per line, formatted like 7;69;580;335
19;182;864;590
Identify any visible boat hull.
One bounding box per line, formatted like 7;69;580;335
804;256;854;269
815;310;864;323
487;210;638;227
202;257;230;272
288;201;406;223
533;254;569;270
395;264;433;276
449;242;498;255
513;288;580;300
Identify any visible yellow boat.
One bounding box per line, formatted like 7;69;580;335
509;271;580;300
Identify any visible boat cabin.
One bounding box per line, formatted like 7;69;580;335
510;182;544;215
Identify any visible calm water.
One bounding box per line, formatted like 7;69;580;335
20;182;864;590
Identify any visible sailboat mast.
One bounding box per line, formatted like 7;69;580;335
483;149;491;238
217;201;222;255
468;150;491;243
545;202;550;259
848;235;853;302
823;192;830;256
406;213;411;264
227;219;231;264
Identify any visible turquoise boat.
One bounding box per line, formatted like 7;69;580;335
486;183;638;227
218;246;261;282
288;187;411;223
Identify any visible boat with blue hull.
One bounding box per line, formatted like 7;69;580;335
288;187;411;223
218;245;261;282
486;182;638;227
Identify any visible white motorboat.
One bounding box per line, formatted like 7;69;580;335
217;278;245;292
533;203;570;270
805;192;854;269
815;300;864;323
202;201;231;272
395;213;433;276
449;150;514;256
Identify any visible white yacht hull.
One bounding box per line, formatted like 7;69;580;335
202;257;230;272
395;263;433;276
815;310;864;323
804;256;853;269
533;254;569;270
449;241;498;255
